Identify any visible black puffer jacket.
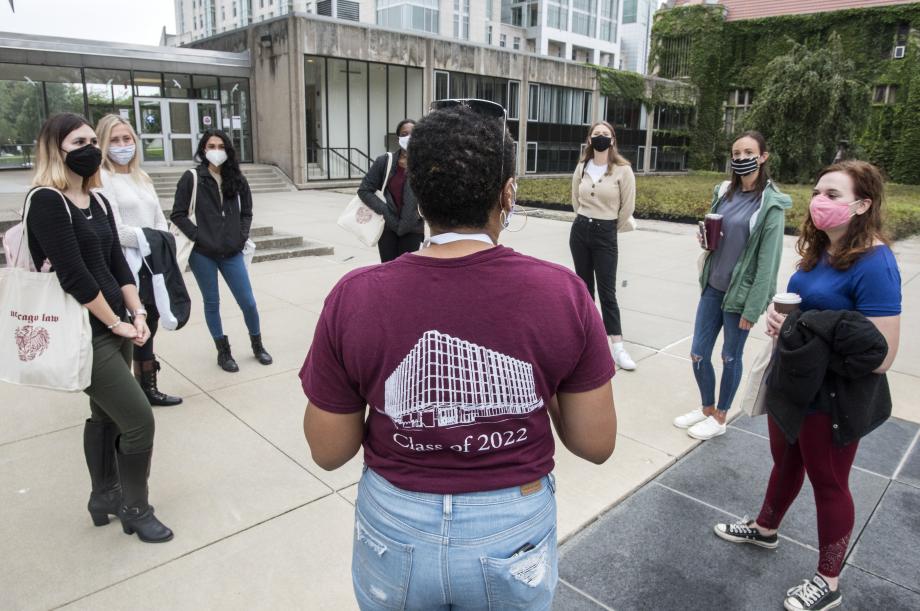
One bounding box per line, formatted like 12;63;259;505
358;152;424;237
766;309;890;446
170;164;253;259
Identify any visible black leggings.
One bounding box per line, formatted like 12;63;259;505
378;228;424;263
133;300;160;361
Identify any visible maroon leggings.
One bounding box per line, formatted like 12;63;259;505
756;412;859;578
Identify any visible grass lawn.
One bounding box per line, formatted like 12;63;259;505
518;171;920;240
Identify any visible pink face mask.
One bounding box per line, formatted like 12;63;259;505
809;194;861;231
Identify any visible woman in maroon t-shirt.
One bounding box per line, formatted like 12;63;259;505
301;103;618;610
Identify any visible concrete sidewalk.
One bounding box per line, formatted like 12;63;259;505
1;188;918;610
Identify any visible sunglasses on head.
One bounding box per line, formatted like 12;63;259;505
429;98;510;193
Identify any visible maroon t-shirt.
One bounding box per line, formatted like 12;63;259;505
299;246;615;494
387;165;407;213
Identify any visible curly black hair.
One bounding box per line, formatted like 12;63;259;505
195;129;245;199
407;106;515;229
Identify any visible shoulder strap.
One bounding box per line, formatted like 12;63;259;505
380;153;394;193
717;180;731;199
187;168;198;217
17;187;72;267
89;190;109;216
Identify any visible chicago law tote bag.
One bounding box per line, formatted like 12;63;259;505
337;153;392;247
0;189;92;391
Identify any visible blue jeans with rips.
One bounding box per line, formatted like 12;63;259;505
691;285;751;413
352;467;558;610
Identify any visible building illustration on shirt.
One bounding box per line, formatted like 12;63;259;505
383;330;544;429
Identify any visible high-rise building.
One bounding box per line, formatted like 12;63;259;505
618;0;655;73
173;0;627;67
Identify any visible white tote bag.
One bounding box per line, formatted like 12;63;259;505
337;153;392;247
170;169;197;271
0;190;93;392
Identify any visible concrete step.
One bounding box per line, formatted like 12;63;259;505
252;240;334;263
251;232;303;250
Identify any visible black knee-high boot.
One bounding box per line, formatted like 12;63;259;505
83;419;121;527
115;445;174;543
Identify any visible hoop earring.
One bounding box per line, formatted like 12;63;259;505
504;205;528;233
500;209;508;229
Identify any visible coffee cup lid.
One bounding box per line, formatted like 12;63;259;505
773;293;802;304
705;213;723;220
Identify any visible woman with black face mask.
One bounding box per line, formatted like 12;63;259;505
570;120;637;371
673;130;791;441
24;113;172;542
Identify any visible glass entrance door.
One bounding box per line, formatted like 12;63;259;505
135;98;222;165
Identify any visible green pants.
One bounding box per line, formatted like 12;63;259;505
83;333;154;453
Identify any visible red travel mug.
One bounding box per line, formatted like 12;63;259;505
703;214;723;251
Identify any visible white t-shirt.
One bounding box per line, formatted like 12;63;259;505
585;160;608;183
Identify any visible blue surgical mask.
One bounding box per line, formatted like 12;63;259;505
107;144;136;166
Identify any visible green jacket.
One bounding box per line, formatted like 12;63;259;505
699;180;792;322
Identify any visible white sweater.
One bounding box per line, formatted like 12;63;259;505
100;170;169;248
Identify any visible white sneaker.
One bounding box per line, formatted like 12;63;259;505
673;408;708;429
687;415;727;440
613;348;637;371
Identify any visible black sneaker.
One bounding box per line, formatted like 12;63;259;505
713;516;779;549
784;575;842;611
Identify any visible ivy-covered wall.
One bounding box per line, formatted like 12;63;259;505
649;3;920;183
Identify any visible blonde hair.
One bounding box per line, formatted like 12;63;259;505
579;120;631;174
32;113;102;192
96;114;151;183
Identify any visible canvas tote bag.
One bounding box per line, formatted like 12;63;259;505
0;188;93;392
169;169;198;271
337;153;392;247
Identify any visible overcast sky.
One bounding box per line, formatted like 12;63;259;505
1;0;177;46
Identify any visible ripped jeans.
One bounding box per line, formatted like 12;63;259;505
353;466;558;610
690;285;750;413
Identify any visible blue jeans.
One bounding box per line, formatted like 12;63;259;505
353;467;558;610
188;250;260;339
691;285;750;412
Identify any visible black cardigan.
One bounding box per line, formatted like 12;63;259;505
26;188;134;336
766;309;891;446
170;164;253;260
358;152;424;237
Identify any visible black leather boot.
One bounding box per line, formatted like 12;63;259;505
250;334;273;365
214;335;239;372
116;446;173;543
134;360;183;407
83;419;121;527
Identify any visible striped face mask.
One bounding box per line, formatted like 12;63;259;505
731;157;759;176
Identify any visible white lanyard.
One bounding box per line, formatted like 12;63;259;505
426;232;494;246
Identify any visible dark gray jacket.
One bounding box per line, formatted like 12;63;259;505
358;152;424;237
766;309;891;446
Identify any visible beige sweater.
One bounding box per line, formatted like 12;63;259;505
570;161;636;225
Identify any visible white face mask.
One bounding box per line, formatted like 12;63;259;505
205;149;228;167
107;144;136;166
398;135;411;151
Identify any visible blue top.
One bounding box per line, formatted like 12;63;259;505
787;245;901;317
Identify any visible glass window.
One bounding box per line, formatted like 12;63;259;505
387;65;406;134
435;71;449;101
192;75;220;100
623;0;637;23
508;81;520;119
219;77;252;162
164;73;192;98
407;67;423;122
348;61;369;172
83;68;133;127
528;84;539;121
134;71;163;97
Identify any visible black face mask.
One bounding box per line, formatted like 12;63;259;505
591;135;612;152
63;144;102;178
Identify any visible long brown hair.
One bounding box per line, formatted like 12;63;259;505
725;130;770;200
32;113;101;192
579;121;630;174
796;160;889;272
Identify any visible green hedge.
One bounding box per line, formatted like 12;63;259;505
518;172;920;240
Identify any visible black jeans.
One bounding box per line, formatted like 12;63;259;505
378;228;424;263
569;215;621;336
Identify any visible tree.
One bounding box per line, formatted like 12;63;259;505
742;33;869;184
